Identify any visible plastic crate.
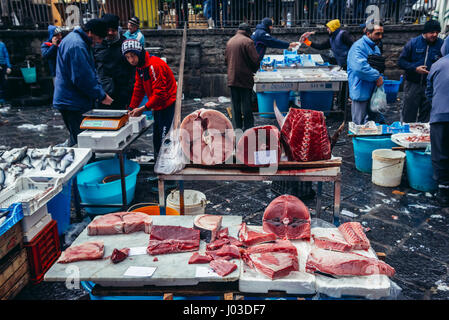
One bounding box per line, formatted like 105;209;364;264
24;219;61;284
0;176;63;216
299;91;333;112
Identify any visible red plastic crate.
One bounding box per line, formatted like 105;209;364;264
24;220;61;284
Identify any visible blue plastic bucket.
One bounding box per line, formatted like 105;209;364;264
299;91;334;112
256;91;290;118
383;76;403;104
47;178;72;235
352;136;397;173
20;67;37;84
81;281;219;300
76;157;140;215
405;150;437;192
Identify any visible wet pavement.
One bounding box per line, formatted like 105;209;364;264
2;95;449;300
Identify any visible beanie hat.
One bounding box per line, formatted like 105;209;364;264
122;39;143;56
326;19;341;33
262;17;273;28
238;22;251;35
84;18;107;38
102;13;120;30
129;16;140;27
423;19;441;34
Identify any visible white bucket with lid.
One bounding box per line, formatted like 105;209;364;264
166;189;207;215
372;149;406;187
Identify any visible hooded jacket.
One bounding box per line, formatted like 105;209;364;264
94;34;135;108
398;35;443;85
41;25;60;77
225;30;261;89
347;35;381;102
53;27;106;112
129;51;177;111
251;18;290;60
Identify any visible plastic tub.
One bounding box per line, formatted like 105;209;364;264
371;149;405;187
256;91;290;118
352;136;397;173
383;76;403;104
128;203;179;216
47;178;73;236
299;91;333;112
405;150;437;192
76;157;140;215
20;67;37;84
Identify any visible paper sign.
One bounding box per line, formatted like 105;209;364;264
128;247;148;256
124;266;157;277
254;150;278;165
195;266;220;278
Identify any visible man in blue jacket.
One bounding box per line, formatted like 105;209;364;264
347;22;384;125
41;25;62;81
251;17;298;60
398;19;443;123
0;40;11;106
123;16;145;48
53;19;113;146
426;41;449;207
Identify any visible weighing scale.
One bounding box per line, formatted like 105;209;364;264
80;109;129;131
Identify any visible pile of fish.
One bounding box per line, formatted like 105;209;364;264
0;146;75;191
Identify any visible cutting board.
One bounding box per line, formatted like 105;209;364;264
44;215;242;287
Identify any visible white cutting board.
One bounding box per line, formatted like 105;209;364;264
44;215;242;287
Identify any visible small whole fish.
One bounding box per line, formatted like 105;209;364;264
50;147;67;159
0;168;5;190
30;149;44;160
9;147;28;164
56;149;74;174
21;155;34;169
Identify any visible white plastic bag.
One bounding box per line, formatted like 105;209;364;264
370;85;387;113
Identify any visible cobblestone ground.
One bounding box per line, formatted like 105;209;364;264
2;95;449;300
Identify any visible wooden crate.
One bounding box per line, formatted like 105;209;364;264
0;247;29;300
0;223;23;261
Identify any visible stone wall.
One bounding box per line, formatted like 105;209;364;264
0;24;425;101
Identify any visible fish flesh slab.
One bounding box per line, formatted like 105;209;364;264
58;241;104;263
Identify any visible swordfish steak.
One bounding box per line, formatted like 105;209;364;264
338;222;371;250
87;212;152;236
58;241;104;264
311;227;352;252
238;222;277;247
305;248;395;277
147;225;200;255
247;252;299;280
263;195;311;240
193;214;223;242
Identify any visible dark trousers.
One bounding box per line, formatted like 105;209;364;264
230;86;254;131
431;122;449;186
0;64;7;102
153;102;175;158
59;109;85;147
401;80;431;123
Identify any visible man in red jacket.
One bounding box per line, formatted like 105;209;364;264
122;39;177;156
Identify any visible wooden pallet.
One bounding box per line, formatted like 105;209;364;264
0;247;29;300
0;223;23;261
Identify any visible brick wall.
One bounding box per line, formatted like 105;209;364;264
0;24;425;100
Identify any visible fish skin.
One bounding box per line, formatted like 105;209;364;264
56;149;74;173
30;149;44;160
50;147;67;159
9;147;28;164
40;157;48;171
21;155;34;169
0;168;5;189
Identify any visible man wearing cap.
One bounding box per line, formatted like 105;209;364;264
426;38;449;207
122;39;177;157
251;17;299;60
53;19;113;146
94;14;135;110
225;23;261;131
124;16;145;48
41;25;63;81
398;19;443;123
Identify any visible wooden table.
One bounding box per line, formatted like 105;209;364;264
157;157;342;225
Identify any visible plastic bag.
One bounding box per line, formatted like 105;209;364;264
370;86;387;113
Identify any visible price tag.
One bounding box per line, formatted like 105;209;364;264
254;150;278;165
128;247;148;256
124;266;157;277
195;266;220;278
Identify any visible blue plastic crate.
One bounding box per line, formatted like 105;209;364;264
0;203;24;237
381;121;410;134
299;91;333;112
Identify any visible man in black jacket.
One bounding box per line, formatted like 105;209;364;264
94;14;135;110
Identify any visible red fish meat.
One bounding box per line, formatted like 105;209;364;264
209;259;237;277
238;222;277;247
338;222;370;250
58;241;104;264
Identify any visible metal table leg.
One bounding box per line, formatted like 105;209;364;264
158;178;166;215
316;182;323;218
333;174;342;226
179;180;185;215
118;153;127;211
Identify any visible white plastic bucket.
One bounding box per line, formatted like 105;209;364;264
166;189;207;216
371;149;406;187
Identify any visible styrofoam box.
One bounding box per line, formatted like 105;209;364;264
21;204;48;233
129;115;147;134
23;213;52;242
77;121;133;150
